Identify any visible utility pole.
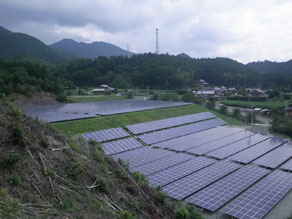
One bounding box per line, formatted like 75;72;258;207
155;28;159;54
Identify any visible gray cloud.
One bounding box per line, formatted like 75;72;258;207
1;0;292;63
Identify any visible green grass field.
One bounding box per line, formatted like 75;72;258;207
223;100;285;109
68;95;125;103
51;104;245;135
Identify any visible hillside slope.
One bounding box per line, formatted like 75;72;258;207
0;26;67;63
50;39;134;59
0;101;182;218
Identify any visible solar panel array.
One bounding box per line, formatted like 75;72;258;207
139;118;227;145
111;147;175;169
163;160;241;200
222;170;292;219
82;127;130;142
102;137;143;156
147;156;216;188
126;112;216;134
154;126;243;151
22;100;190;122
186;165;270;212
27;111;97;123
252;142;292;169
206;134;271;159
229;137;288;164
186;131;255;155
281;156;292;171
130;153;194;176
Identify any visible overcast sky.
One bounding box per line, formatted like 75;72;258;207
1;0;292;63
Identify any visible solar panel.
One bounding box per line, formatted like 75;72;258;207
82;127;130;143
221;170;292;219
163;160;241;200
111;147;175;168
280;153;292;171
147;156;216;188
186;165;270;212
139;118;227;145
186;130;255;155
22;100;190;121
126;112;216;134
102;137;143;156
252;141;292;169
154;126;243;151
228;137;288;164
206;134;271;159
130;153;194;176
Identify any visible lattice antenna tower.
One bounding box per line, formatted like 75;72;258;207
155;28;159;54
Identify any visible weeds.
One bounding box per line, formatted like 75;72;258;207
0;189;19;218
118;211;135;219
0;153;21;169
155;186;167;205
8;175;21;186
40;136;49;148
96;178;110;193
73;162;84;175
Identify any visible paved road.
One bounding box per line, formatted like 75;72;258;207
216;101;271;125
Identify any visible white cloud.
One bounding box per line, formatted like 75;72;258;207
0;0;292;63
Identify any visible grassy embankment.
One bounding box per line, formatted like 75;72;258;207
68;95;125;103
51;104;245;135
223;100;285;109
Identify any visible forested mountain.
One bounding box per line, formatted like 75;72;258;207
0;26;67;63
59;54;263;89
247;60;292;88
50;39;134;59
247;60;292;74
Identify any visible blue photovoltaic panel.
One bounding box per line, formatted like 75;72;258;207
130;153;194;176
206;134;271;159
82;127;130;143
186;130;255;155
229;137;288;164
139;118;227;145
22;100;190;121
111;147;175;169
154;126;243;151
126;112;216;134
280;149;292;171
163;160;241;200
26;111;97;123
253;141;292;169
147;156;216;188
186;165;270;212
102;137;143;156
222;170;292;219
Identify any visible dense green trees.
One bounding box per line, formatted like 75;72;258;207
0;59;67;96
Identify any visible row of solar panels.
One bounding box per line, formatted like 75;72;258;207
23;100;190;122
81;112;220;143
126;111;216;134
111;144;292;219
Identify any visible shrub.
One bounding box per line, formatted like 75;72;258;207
118;211;135;219
0;153;21;169
97;178;110;193
0;189;19;217
206;101;215;110
219;105;227;115
8;175;21;186
9;122;25;146
56;94;67;102
155;188;167;205
175;205;189;219
150;92;159;100
72;162;84;174
40;137;49;148
232;108;241;118
160;93;179;102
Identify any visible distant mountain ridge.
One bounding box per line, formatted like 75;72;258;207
0;26;67;63
49;39;134;59
247;60;292;75
0;26;134;62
